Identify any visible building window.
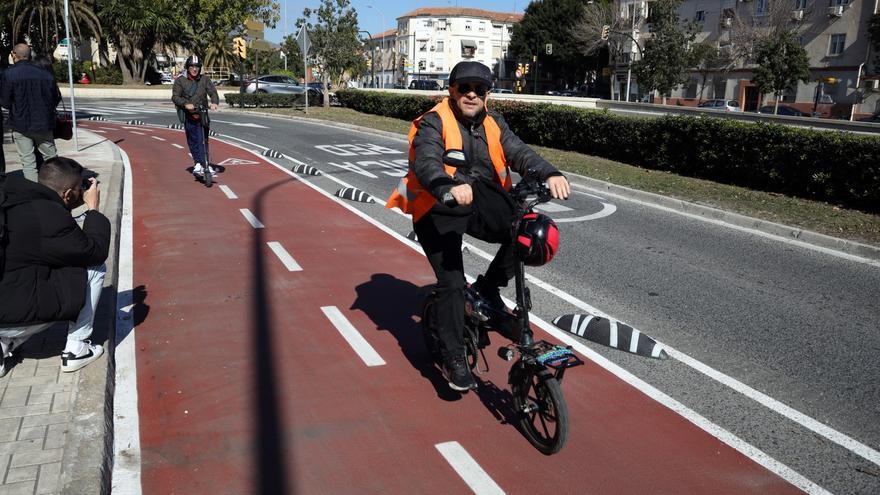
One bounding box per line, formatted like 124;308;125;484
828;33;846;55
438;19;447;31
436;40;444;52
424;20;433;27
695;10;705;22
461;40;477;58
465;21;472;31
756;0;768;15
713;77;726;99
419;41;428;52
479;22;486;32
478;41;485;55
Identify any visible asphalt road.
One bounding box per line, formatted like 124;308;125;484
77;98;880;494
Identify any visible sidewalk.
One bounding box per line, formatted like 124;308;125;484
1;127;123;494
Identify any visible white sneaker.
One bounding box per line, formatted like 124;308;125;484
192;163;204;176
61;341;104;373
208;166;219;175
0;357;8;378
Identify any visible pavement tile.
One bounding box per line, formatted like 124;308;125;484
26;394;53;407
49;393;69;415
16;426;45;442
54;373;73;385
0;388;29;409
9;449;63;468
25;384;71;397
5;464;38;483
0;404;51;420
0;480;36;495
0;454;9;483
43;425;66;451
0;419;20;443
20;413;69;429
2;375;57;388
8;361;36;379
36;462;61;495
0;439;42;456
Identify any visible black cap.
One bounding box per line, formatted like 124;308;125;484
449;61;493;87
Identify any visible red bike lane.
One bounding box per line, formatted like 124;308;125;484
86;122;805;494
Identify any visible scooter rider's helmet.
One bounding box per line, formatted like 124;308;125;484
515;213;560;266
184;55;202;69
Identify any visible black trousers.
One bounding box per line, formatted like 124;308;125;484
1;121;5;174
414;213;516;361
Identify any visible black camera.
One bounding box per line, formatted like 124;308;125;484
82;173;98;190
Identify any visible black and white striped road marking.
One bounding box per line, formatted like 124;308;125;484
291;164;321;176
209;130;219;137
262;149;284;158
87;116;107;121
334;187;376;204
406;231;418;242
167;124;183;130
552;314;668;359
125;120;146;125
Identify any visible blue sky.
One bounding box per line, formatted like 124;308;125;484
264;0;526;43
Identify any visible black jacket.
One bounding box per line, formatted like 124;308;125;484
0;60;62;134
0;175;110;326
411;99;561;218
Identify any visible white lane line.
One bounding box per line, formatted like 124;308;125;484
320;306;385;367
151;136;166;142
267;242;302;272
534;201;573;213
88;129;107;134
129;131;145;136
220;138;852;488
111;147;143;495
239;208;265;229
218;185;238;199
99;126;116;131
435;442;505;495
171;143;184;149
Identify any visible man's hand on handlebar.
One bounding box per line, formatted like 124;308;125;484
184;103;195;111
209;103;218;111
449;183;473;206
546;175;570;200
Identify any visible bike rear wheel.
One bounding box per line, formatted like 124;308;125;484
512;368;569;454
204;166;212;187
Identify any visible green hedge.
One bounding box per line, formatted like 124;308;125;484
335;89;880;212
225;93;306;108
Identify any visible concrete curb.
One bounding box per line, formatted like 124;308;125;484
58;130;125;494
236;108;880;262
61;86;239;100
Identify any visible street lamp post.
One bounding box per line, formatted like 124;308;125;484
358;31;375;88
366;5;385;88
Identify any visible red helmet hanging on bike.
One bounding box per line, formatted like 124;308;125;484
515;213;559;266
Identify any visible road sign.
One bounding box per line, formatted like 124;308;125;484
244;19;264;31
246;29;263;39
251;39;273;51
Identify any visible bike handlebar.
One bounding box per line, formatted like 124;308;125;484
440;170;551;209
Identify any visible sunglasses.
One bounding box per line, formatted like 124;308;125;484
456;83;489;97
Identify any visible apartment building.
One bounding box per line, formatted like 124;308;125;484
615;0;879;117
393;7;522;88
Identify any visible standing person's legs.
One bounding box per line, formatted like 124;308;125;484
184;118;206;167
1;121;6;174
33;133;58;167
61;264;106;372
11;130;38;181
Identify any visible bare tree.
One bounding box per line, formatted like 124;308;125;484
728;0;812;66
570;1;643;100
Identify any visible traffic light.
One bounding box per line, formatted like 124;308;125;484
366;58;372;70
600;25;611;41
232;37;247;59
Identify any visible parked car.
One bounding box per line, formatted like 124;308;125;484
409;80;441;90
160;73;174;85
697;99;741;112
244;75;322;99
491;88;513;94
758;105;804;117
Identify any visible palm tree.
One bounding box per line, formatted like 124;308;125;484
11;0;101;58
203;32;237;72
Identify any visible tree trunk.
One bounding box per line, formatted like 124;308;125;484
774;93;780;114
322;74;330;108
115;35;152;85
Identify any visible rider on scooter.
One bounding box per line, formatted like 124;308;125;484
386;61;570;392
171;55;219;178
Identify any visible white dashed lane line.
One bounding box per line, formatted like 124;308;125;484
130;131;145;136
171;143;184;149
151;136;166;142
239;209;265;229
320;306;385;367
266;242;302;271
218;185;237;199
435;442;505;495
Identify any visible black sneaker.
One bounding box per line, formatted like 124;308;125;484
474;275;509;314
443;353;477;392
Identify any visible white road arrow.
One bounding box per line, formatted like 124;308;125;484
211;119;269;129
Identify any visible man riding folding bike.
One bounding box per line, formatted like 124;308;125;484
386;61;570;392
171;55;219;178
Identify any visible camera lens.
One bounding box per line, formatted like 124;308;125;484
82;178;91;190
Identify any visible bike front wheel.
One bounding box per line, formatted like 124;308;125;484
512;368;569;455
204;166;213;187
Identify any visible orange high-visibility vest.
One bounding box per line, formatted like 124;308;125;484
386;98;511;222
